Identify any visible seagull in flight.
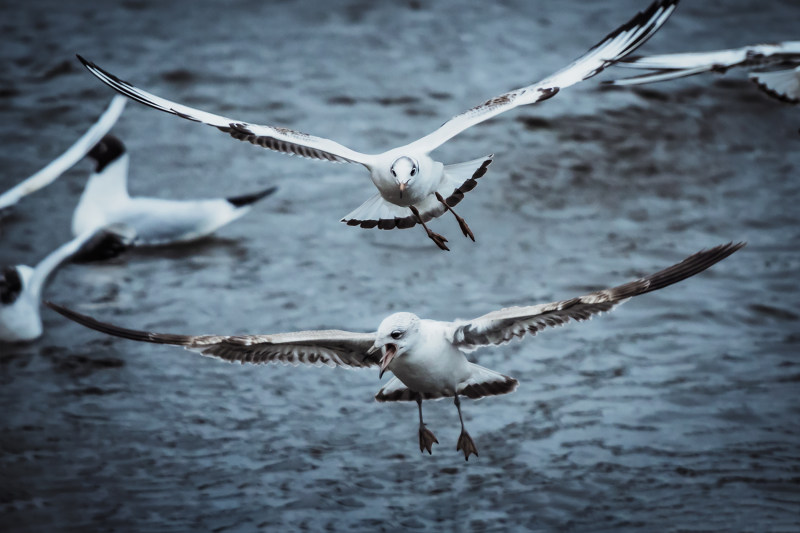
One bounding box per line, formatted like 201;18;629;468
1;226;133;343
607;42;800;104
77;0;679;250
73;134;278;245
0;96;127;214
46;242;742;459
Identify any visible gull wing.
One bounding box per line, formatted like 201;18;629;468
609;43;800;86
28;226;133;301
408;0;679;153
0;95;126;211
450;242;744;350
77;55;375;167
46;302;378;369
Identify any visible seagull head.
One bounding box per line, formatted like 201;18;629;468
87;134;126;173
0;265;28;305
390;156;419;198
368;312;420;378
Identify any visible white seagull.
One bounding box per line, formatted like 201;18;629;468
1;226;133;343
607;42;800;104
77;0;679;250
72;134;278;245
0;95;127;214
46;242;743;460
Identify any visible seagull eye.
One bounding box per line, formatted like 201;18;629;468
391;168;396;177
390;330;403;340
410;167;417;176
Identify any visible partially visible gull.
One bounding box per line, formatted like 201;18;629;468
77;0;679;250
607;42;800;103
46;242;743;460
1;226;133;343
0;96;126;214
72;134;277;245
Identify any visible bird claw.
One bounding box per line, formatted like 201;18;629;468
418;425;439;454
454;215;475;241
434;191;474;242
427;230;450;251
456;431;478;461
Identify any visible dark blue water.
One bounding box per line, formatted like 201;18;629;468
1;0;798;531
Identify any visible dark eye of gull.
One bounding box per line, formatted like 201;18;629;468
390;330;403;340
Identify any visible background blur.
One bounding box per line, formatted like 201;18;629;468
1;0;798;531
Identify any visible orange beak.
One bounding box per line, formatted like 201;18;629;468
378;344;397;379
398;182;406;198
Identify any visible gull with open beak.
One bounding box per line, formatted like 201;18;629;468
46;242;742;460
76;0;678;250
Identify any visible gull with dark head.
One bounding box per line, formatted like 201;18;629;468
73;134;278;245
607;42;800;104
0;96;126;214
47;242;742;459
1;226;133;343
77;0;679;250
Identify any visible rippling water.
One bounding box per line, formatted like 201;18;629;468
1;0;799;531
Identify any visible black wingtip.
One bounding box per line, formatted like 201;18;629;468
226;186;278;208
76;54;92;68
44;301;189;346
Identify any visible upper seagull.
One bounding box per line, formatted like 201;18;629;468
78;0;679;250
0;95;126;214
607;42;800;104
46;241;742;459
72;134;278;245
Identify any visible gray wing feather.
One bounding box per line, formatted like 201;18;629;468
452;242;744;350
46;302;377;369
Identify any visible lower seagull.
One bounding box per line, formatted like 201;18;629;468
1;226;133;342
607;42;800;104
73;134;278;245
46;242;743;459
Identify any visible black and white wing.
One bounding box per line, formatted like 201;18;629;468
0;96;126;211
77;56;375;167
609;42;800;86
46;302;378;369
750;66;800;104
408;0;679;153
28;226;134;301
450;242;744;351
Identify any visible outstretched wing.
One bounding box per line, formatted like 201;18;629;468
609;43;800;86
29;226;134;301
77;55;375;167
0;95;126;211
408;0;679;152
46;302;378;369
450;242;744;350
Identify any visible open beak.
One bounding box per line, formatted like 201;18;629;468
378;343;397;379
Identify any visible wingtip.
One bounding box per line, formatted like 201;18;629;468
44;300;70;317
226;185;278;208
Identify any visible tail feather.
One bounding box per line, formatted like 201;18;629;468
227;186;277;208
341;155;492;230
374;364;518;403
457;363;518;400
750;68;800;104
